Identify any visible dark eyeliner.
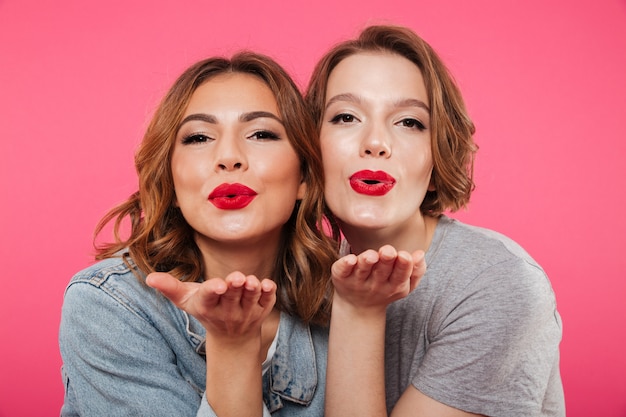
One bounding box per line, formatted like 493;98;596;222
249;130;280;140
329;113;355;124
402;118;426;131
181;133;209;144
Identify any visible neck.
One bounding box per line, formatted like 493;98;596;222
195;234;282;280
340;214;439;255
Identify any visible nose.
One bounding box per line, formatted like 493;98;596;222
218;160;243;170
360;124;391;158
214;135;247;172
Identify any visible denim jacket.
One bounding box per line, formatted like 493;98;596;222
59;257;327;416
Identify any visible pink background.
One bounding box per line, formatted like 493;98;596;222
1;0;625;415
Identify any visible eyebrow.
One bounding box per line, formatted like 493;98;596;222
240;111;284;124
325;93;430;113
325;93;361;110
394;98;430;113
178;111;284;128
179;114;217;126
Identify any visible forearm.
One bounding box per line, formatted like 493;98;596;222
147;272;277;416
325;298;388;417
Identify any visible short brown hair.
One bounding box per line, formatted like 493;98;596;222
306;25;477;215
95;52;336;325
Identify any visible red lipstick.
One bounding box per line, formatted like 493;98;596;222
208;183;257;209
349;170;396;196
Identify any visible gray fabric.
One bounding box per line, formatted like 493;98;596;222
381;216;564;416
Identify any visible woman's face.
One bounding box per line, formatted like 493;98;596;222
320;52;433;235
171;73;305;252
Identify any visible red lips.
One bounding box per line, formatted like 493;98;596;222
209;183;257;209
349;170;396;196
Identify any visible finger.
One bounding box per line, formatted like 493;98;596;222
331;254;357;281
409;250;427;291
220;271;247;306
224;271;247;289
370;245;398;283
146;272;197;307
412;250;426;275
258;279;277;309
146;272;179;293
353;250;379;281
240;275;262;309
196;278;229;308
385;251;413;289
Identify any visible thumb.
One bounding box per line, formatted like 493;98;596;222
146;272;191;306
409;250;427;291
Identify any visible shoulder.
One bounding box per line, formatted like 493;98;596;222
68;256;140;286
437;216;541;268
433;217;548;285
63;256;158;321
426;217;558;315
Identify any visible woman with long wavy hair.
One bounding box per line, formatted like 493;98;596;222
60;52;337;416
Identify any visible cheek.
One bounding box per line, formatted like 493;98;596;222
320;139;347;176
261;152;303;191
398;139;432;168
259;150;299;179
171;154;205;193
405;152;434;184
320;154;343;188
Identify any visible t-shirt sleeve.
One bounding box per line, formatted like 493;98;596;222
411;258;562;417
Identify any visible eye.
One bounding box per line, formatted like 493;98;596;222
398;118;426;131
181;133;212;145
329;113;358;124
248;130;280;141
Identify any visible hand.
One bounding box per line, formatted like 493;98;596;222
331;245;426;311
146;271;277;341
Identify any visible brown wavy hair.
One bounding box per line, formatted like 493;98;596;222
95;52;337;325
306;25;477;217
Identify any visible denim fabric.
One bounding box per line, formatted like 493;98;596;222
59;256;327;416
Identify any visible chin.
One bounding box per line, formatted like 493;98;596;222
341;214;392;231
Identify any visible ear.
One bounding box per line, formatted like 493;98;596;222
296;180;307;200
427;171;436;192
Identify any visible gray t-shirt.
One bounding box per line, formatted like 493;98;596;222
381;216;564;416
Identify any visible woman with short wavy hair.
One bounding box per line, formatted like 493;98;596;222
307;25;564;417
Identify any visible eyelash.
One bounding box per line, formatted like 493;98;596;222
329;113;427;132
248;130;280;140
329;113;357;124
181;130;280;145
181;133;210;144
398;118;427;131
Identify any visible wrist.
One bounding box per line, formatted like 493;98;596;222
331;295;387;325
205;330;263;357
